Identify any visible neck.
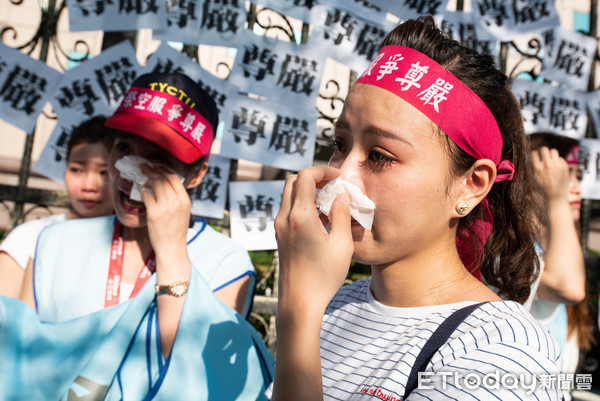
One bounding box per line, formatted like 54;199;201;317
369;250;497;308
121;224;152;252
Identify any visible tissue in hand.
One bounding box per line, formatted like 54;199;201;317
115;156;184;202
315;177;376;230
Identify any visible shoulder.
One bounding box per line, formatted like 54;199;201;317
186;221;254;288
2;214;66;241
188;223;250;257
40;215;114;237
0;214;67;257
36;215;115;253
433;300;561;372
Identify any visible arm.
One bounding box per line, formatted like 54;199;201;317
18;258;35;309
0;252;26;298
532;147;585;304
141;164;195;358
272;166;353;401
214;275;251;315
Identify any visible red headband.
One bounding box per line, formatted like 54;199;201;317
357;45;517;276
356;45;514;181
567;145;580;165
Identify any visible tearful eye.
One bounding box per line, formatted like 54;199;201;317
368;150;393;166
326;137;345;153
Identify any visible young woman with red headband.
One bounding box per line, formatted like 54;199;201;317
271;17;562;400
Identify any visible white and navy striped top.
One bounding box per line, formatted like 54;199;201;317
320;278;562;400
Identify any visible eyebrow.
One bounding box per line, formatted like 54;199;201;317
335;120;414;147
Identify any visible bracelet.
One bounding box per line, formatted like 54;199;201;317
155;280;189;297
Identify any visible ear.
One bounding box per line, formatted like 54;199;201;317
452;159;496;218
184;158;209;189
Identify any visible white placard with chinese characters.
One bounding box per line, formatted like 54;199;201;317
49;41;140;122
307;3;396;74
541;27;598;91
229;180;284;250
190;155;231;219
510;78;587;140
378;0;446;21
587;90;600;137
440;10;501;63
33;122;80;183
228;30;326;107
579;139;600;200
144;43;239;116
472;0;560;42
154;0;246;47
220;94;317;171
35;41;141;182
0;42;61;133
67;0;167;32
151;0;203;45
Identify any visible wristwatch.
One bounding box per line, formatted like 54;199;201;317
155;280;189;297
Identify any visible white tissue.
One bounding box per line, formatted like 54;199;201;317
315;177;376;230
115;156;184;202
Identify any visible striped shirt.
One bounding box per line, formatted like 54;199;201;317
321;278;562;401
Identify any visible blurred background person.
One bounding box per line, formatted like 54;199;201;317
528;132;595;399
0;115;115;298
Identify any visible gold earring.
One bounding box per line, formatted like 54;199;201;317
455;201;469;216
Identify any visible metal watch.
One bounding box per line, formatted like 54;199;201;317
155;280;189;297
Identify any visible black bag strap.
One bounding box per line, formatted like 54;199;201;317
403;302;487;399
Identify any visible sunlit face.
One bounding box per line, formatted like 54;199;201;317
108;134;192;228
329;84;462;266
64;142;113;219
568;164;582;222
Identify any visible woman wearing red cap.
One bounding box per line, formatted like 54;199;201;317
4;73;272;400
271;17;562;400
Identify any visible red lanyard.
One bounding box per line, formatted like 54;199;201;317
105;220;156;308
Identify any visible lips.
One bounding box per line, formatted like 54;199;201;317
119;189;146;214
80;199;100;208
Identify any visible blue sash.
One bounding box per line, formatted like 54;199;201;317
0;269;274;400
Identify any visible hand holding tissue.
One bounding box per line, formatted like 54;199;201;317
315;177;375;230
115;156;184;202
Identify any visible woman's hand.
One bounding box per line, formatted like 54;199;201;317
272;165;354;401
275;165;354;318
531;146;570;204
140;164;191;261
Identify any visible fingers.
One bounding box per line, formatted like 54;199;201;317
534;147;566;167
140;164;190;215
329;193;352;244
277;166;341;229
294;166;341;203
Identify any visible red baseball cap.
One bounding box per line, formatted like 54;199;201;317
105;72;218;163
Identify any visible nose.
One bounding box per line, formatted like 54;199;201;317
334;149;366;190
571;177;581;195
82;171;100;192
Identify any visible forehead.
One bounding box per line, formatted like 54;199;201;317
340;84;439;142
68;142;109;163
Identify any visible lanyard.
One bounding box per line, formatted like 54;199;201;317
105;220;156;308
